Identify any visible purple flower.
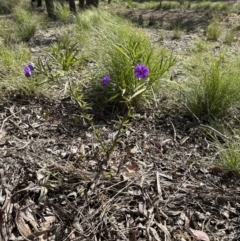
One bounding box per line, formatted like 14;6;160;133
102;75;110;86
23;62;35;78
134;64;149;79
24;65;32;78
28;62;35;71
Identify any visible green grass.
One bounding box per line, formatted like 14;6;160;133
190;1;230;11
0;19;17;45
216;140;240;176
206;20;222;41
172;24;182;39
74;9;174;109
232;1;240;13
192;39;211;52
0;42;33;94
13;6;45;41
55;2;71;22
160;1;180;10
182;54;240;118
0;0;20;14
224;30;236;45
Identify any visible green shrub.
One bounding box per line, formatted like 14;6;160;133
79;11;175;109
74;10;175;109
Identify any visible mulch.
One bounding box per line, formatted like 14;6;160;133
0;95;239;240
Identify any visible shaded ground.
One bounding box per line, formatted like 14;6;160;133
119;8;215;31
1;6;240;241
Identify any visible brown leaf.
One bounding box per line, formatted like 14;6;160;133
189;229;210;241
149;227;161;241
0;131;6;141
180;136;190;145
125;163;139;173
155;222;171;240
129;230;137;241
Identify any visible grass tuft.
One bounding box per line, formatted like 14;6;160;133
224;30;236;46
0;0;20;14
0;19;17;45
182;54;240;118
55;2;71;22
172;24;182;39
13;6;43;41
216;140;240;176
206;20;222;41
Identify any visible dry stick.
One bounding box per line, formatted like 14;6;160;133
184;103;201;123
8;119;25;133
156;171;162;200
200;124;229;140
99;174;142;220
0;114;14;132
169;120;177;143
95;111;129;180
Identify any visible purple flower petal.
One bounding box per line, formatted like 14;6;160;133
102;75;110;86
24;66;32;78
28;62;35;71
134;64;149;79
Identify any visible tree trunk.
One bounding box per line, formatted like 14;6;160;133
31;0;42;7
45;0;55;18
86;0;98;7
79;0;84;9
37;0;42;6
68;0;76;12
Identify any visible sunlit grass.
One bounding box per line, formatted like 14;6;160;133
74;9;174;109
182;54;240;118
224;30;236;45
0;42;33;93
206;20;222;41
0;18;17;45
216;140;240;176
55;2;71;22
13;6;46;41
192;39;211;52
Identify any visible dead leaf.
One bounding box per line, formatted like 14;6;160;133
155;222;171;240
36;169;47;181
149;227;161;241
129;230;137;241
125;163;139;173
0;131;6;141
79;144;85;156
189;229;210;241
